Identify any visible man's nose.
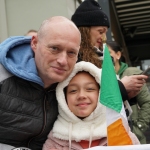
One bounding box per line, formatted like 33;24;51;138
57;52;68;66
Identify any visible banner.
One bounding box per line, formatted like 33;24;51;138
85;144;150;150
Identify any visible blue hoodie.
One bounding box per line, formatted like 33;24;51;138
0;36;44;86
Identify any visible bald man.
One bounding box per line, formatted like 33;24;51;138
0;16;81;150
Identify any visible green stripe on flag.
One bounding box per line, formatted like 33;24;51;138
100;44;122;113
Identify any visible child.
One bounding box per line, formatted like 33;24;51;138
43;61;139;150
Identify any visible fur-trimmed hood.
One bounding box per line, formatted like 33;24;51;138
52;61;107;143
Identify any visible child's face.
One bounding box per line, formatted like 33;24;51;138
66;72;99;118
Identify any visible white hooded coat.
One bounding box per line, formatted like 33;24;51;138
43;61;139;150
43;61;107;150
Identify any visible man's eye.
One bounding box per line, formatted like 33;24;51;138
68;51;77;58
49;47;59;54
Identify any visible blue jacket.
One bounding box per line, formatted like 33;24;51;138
0;36;58;150
0;36;43;86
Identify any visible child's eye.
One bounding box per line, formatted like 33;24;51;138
71;90;77;92
87;88;95;91
68;89;77;93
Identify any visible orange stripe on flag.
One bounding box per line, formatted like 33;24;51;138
107;118;132;145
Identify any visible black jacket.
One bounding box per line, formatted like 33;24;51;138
0;75;58;150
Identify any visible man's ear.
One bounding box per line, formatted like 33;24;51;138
31;36;37;52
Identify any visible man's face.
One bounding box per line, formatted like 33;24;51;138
31;23;80;88
66;72;99;119
90;26;108;50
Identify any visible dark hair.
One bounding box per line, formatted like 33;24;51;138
106;40;126;63
106;40;122;53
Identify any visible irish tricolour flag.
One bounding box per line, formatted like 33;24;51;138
100;44;133;145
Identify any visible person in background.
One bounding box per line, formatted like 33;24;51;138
25;29;37;36
0;16;81;150
71;0;147;100
43;61;140;150
106;40;150;144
